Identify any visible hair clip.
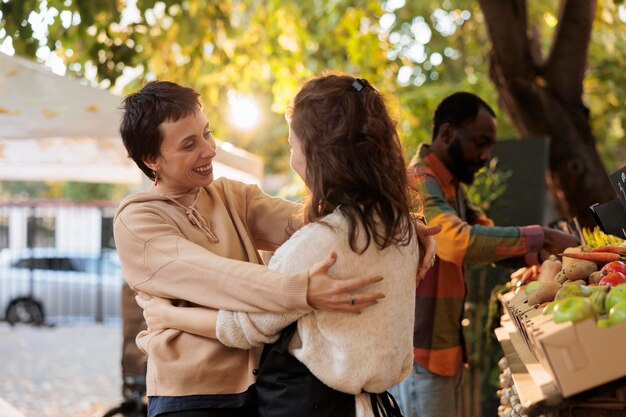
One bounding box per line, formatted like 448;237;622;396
352;78;369;92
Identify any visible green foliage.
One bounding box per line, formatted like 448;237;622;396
0;181;51;199
1;1;624;175
465;158;513;214
586;1;626;173
380;1;515;157
0;0;514;172
0;181;129;202
0;0;389;171
63;182;130;201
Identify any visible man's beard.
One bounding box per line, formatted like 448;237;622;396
448;138;482;185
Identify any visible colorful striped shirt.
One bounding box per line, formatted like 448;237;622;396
409;145;543;376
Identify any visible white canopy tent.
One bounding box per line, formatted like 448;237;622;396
0;52;263;185
0;52;122;139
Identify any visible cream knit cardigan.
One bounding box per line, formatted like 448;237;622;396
217;210;419;416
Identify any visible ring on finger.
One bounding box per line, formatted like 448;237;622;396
349;294;356;305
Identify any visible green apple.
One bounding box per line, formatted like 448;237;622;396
605;283;626;312
578;284;597;297
554;282;584;301
552;296;597;324
585;285;608;295
589;289;608;316
608;300;626;326
543;300;560;315
597;319;612;328
525;281;542;296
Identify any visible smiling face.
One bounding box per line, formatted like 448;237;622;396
144;110;217;194
288;126;307;184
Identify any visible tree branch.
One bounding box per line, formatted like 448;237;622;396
478;0;535;80
543;0;596;103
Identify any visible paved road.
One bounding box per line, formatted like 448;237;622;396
0;323;123;417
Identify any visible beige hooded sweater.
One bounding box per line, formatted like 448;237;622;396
113;178;310;396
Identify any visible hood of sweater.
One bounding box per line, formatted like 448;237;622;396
115;179;222;243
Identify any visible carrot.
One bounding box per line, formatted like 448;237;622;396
556;247;598;283
590;246;626;255
559;252;624;263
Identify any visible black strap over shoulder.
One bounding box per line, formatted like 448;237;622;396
256;322;356;417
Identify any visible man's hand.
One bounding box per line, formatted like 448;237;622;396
306;252;385;313
542;227;580;255
416;222;442;282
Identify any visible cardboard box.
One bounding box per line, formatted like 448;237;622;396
501;290;626;398
524;313;626;397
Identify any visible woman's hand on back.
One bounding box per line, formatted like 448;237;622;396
415;222;441;282
306;252;385;313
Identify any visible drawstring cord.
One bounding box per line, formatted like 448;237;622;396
162;190;219;243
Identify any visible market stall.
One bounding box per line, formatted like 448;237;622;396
494;231;626;417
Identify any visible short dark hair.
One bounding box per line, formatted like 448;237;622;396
119;81;202;180
432;92;496;141
288;74;415;253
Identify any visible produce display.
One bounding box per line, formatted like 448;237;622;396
510;242;626;327
496;229;626;407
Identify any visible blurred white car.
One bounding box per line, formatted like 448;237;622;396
0;247;124;325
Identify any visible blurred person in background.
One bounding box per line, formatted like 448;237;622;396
388;92;580;417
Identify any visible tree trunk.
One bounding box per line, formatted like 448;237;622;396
478;0;615;228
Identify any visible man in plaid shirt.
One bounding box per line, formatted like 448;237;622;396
389;92;579;417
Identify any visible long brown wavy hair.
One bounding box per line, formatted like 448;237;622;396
287;73;415;254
